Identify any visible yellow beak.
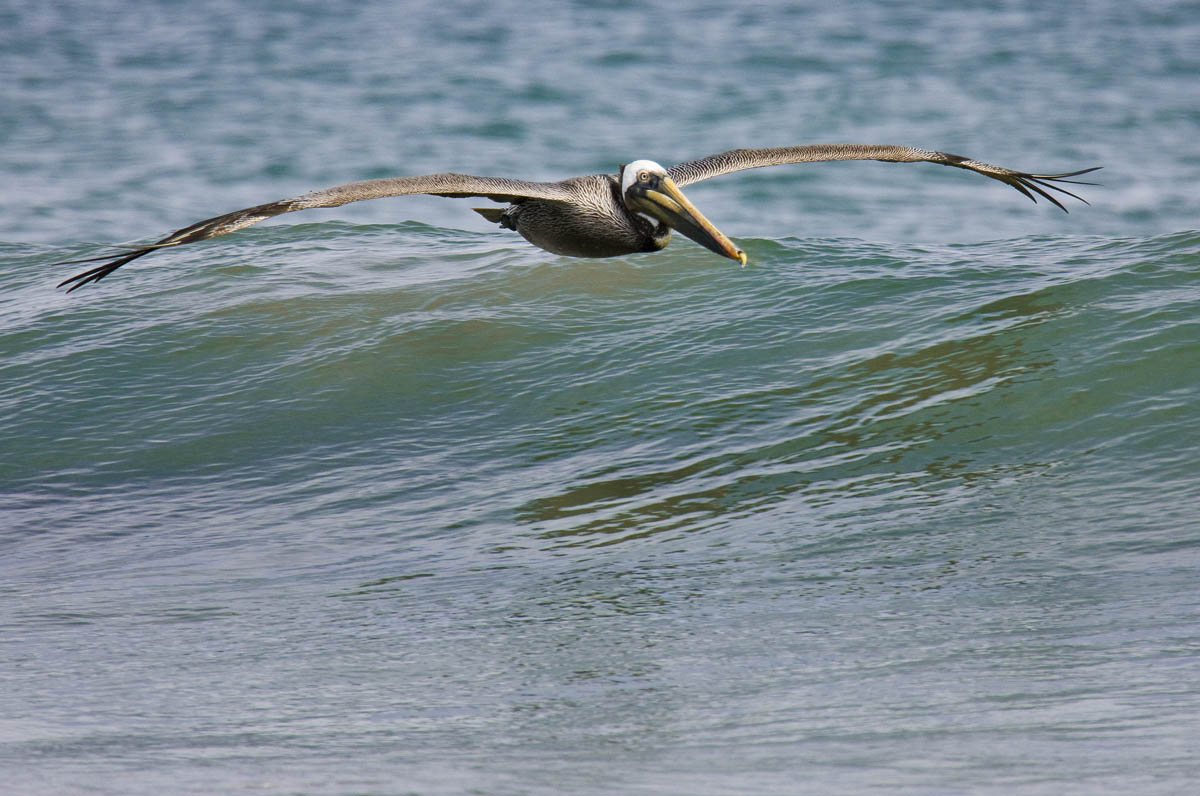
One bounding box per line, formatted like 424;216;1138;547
632;175;747;265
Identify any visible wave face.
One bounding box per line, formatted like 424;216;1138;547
5;227;1199;792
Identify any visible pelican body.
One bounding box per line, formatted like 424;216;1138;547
472;161;744;262
56;144;1097;291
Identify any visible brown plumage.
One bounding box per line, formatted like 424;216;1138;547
56;144;1098;292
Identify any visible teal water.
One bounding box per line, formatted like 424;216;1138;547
4;2;1200;794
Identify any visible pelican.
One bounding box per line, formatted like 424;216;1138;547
56;144;1098;291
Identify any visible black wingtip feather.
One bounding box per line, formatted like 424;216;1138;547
56;247;159;292
1009;167;1101;213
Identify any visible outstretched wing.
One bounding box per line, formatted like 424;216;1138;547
668;144;1099;211
57;174;576;291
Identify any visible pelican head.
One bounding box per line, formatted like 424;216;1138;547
620;160;747;265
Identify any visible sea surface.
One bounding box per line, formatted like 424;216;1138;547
3;1;1200;794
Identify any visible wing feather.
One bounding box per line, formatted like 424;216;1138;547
668;144;1099;211
57;174;575;291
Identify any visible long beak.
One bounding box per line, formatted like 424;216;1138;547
634;176;747;265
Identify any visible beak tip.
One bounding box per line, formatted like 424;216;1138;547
737;250;747;267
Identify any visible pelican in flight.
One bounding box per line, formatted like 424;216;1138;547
57;144;1098;291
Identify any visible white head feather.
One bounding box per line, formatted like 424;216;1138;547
620;159;668;194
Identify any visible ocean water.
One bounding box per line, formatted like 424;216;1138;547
3;1;1200;794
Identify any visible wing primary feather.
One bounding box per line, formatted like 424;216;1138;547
987;168;1102;212
58;247;165;292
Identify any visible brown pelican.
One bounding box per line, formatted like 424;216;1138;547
56;144;1098;291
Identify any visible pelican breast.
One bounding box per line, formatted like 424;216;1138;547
505;175;662;258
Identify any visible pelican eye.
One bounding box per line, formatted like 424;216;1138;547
637;170;651;183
